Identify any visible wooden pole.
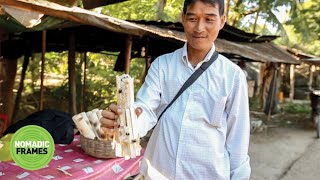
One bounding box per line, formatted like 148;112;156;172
81;52;87;112
0;57;17;126
289;64;295;101
309;65;315;90
124;35;132;74
142;38;149;84
68;31;77;115
267;66;278;121
39;30;46;111
12;51;30;121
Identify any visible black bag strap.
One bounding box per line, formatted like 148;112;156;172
158;51;219;120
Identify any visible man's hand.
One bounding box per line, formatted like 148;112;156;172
100;103;142;139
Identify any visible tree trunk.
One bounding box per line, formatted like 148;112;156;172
157;0;167;20
225;0;231;20
253;11;260;34
0;57;17;126
231;0;243;26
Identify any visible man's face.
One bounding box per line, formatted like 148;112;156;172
182;1;226;53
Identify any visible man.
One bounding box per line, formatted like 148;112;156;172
100;0;251;179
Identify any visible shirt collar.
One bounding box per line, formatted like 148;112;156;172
182;43;216;67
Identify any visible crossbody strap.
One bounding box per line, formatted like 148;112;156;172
158;51;219;120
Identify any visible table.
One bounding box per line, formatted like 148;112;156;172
0;135;144;179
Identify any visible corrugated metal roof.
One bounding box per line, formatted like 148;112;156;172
132;20;279;42
214;39;299;64
239;42;299;64
138;26;299;64
0;0;300;64
0;0;183;41
302;58;320;66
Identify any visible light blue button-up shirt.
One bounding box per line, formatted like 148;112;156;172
133;43;251;180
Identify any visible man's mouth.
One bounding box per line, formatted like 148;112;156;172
192;35;206;38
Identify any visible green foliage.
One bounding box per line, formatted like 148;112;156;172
49;52;146;111
229;0;300;34
15;51;145;118
103;0;158;20
283;0;320;56
288;0;319;39
226;0;318;56
281;102;311;114
249;96;263;111
102;0;184;22
275;23;320;56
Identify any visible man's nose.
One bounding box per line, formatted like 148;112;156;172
194;20;205;32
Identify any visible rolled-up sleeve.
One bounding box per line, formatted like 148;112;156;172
225;70;251;180
133;58;162;137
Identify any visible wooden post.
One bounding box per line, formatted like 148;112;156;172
289;64;295;101
81;52;87;112
39;30;46;111
12;51;30;121
309;65;315;90
267;66;278;121
68;31;77;115
0;57;17;126
124;35;132;74
143;38;149;84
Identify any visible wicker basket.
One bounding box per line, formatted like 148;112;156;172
80;134;117;159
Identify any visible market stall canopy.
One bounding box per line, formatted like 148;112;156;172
0;0;299;65
135;20;299;64
214;39;299;64
134;20;279;42
0;0;184;41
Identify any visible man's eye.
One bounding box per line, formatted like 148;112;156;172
188;18;197;21
206;19;215;22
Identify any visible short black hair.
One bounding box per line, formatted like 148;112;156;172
183;0;224;16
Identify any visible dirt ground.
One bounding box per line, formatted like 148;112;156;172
249;112;317;180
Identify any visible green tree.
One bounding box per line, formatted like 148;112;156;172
102;0;183;22
285;0;320;56
227;0;302;34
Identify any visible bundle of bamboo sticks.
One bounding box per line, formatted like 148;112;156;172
72;109;103;140
72;74;141;160
114;74;141;159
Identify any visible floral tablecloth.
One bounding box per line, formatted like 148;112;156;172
0;135;144;179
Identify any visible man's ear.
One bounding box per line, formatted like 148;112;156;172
181;13;185;26
219;14;226;30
